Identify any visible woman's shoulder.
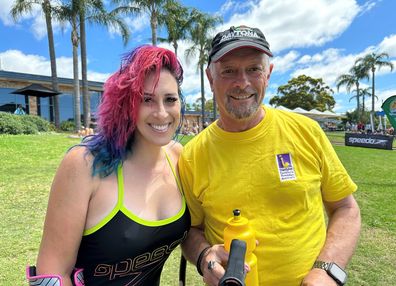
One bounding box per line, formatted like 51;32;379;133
164;140;183;158
59;145;94;176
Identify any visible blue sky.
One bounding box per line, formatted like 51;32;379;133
0;0;395;114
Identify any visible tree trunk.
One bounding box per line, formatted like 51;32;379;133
80;11;90;129
43;0;60;128
72;19;81;131
362;94;365;113
355;82;360;122
371;67;375;132
151;14;157;46
200;62;205;129
173;40;178;57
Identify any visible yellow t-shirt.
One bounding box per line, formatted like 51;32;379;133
178;106;357;286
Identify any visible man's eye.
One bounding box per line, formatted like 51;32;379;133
248;67;262;72
223;69;234;74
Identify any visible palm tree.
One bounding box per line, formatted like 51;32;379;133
53;0;81;131
112;0;170;46
351;87;373;113
11;0;61;128
79;0;129;129
355;52;394;132
185;9;221;126
335;64;368;121
157;0;191;57
54;1;129;131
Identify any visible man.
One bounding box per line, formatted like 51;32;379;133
179;25;361;286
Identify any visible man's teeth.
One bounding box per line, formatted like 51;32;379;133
232;94;252;100
151;124;169;131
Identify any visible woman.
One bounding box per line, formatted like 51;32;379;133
27;45;190;286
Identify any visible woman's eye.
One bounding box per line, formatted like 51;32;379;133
143;97;152;103
166;97;178;103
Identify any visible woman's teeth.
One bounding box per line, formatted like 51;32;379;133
151;123;169;131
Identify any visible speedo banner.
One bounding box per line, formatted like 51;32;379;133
382;95;396;129
345;133;393;150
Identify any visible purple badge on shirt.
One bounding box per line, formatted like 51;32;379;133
276;153;296;181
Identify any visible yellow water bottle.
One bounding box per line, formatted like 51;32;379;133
223;209;258;286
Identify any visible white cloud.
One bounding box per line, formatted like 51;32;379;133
0;49;109;82
219;0;360;53
0;0;22;26
109;13;149;41
358;0;379;16
272;51;299;73
0;1;64;40
378;34;396;57
218;0;256;16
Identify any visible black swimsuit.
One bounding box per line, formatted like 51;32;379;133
75;154;190;285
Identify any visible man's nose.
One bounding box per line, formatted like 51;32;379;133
233;70;249;88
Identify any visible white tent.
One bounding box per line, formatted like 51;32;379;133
272;105;343;119
275;106;293;112
292;107;309;114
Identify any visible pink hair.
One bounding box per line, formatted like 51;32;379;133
97;45;183;151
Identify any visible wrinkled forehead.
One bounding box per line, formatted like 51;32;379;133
216;48;267;65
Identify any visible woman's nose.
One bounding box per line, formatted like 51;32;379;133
153;101;167;118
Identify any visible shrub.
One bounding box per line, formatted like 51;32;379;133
60;120;75;132
18;116;39;134
0;112;24;134
27;115;50;132
0;112;51;134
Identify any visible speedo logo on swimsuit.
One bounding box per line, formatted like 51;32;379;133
93;231;187;281
219;29;260;44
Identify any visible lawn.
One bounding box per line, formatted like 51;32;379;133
0;133;395;285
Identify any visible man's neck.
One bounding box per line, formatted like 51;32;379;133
217;107;265;132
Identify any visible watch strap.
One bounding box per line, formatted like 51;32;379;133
312;261;346;286
313;260;331;271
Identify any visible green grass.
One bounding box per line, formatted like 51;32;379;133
0;133;395;285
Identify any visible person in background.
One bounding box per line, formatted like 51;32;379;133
14;104;25;115
27;45;190;286
179;25;361;286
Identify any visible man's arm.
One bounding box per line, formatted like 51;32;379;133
302;194;361;285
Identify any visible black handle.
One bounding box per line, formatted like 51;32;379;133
179;254;187;285
219;239;246;286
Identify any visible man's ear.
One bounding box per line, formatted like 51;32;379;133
268;63;274;80
206;67;214;91
264;63;274;88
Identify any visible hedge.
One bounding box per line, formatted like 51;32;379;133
0;112;51;134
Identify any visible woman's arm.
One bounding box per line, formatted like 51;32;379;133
36;147;95;286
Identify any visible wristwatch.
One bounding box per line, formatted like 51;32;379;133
313;261;347;285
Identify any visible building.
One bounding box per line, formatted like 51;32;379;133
0;70;103;124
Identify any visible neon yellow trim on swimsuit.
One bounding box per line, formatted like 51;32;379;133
83;164;124;235
120;150;186;226
83;150;186;234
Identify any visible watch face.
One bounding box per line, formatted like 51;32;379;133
329;263;347;283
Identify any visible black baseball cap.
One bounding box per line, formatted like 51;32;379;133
208;25;273;65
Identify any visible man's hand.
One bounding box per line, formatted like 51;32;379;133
200;244;229;286
301;268;338;286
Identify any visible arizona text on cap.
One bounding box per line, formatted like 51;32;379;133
208;25;273;65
